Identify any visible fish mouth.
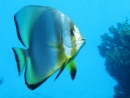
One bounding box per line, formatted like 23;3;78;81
78;37;86;44
73;37;85;48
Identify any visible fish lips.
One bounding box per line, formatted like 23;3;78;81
73;37;86;49
77;37;86;45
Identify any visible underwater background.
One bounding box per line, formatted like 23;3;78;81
0;0;130;98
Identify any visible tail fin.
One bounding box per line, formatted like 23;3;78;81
12;47;28;76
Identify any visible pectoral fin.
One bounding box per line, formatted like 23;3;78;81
46;42;63;51
66;60;76;80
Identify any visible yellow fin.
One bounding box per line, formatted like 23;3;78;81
46;42;63;51
66;60;76;80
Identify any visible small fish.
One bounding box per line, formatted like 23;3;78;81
0;78;3;85
12;5;85;90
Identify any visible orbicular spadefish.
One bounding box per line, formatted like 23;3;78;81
12;5;86;90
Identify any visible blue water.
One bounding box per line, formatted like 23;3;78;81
1;0;130;98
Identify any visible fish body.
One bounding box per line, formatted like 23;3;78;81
13;5;85;90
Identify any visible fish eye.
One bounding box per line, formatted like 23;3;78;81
69;29;74;36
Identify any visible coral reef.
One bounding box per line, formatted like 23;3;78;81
98;20;130;98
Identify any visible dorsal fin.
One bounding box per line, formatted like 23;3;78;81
14;6;44;48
